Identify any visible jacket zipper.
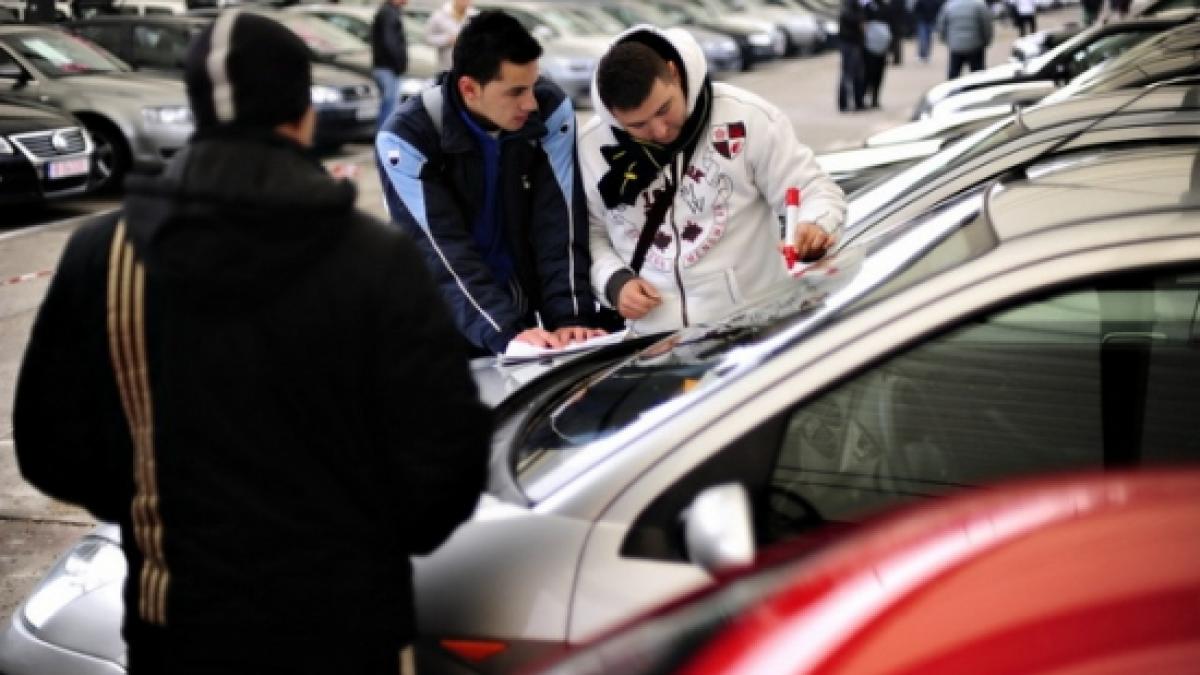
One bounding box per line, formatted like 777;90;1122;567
669;156;688;327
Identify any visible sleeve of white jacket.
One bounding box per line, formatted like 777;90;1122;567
424;11;456;48
747;98;847;239
581;124;631;309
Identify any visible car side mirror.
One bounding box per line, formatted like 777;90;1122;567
683;483;755;574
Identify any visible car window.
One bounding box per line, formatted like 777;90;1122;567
770;265;1200;530
323;13;369;42
276;13;364;54
0;29;124;76
1064;30;1156;80
73;24;126;56
131;24;189;69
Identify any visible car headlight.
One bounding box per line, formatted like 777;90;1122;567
823;19;839;35
22;535;126;631
747;32;772;47
142;105;193;126
310;84;344;105
0;136;12;154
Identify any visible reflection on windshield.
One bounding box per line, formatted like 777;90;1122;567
3;32;124;76
515;192;996;499
278;15;365;54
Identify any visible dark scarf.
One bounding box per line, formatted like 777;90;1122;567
596;76;713;211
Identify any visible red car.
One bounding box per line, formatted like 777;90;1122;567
538;469;1200;675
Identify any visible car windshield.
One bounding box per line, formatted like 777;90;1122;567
1;29;126;76
1026;28;1157;79
276;14;366;55
514;188;997;500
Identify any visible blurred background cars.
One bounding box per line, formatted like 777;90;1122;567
539;469;1200;675
1010;0;1200;61
5;116;1200;675
720;0;826;55
285;3;439;101
912;10;1200;119
68;14;381;149
0;24;190;192
0;93;92;206
586;0;744;72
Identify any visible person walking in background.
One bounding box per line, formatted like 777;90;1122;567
426;0;476;71
1107;0;1131;21
837;0;866;111
1082;0;1102;26
580;26;846;334
371;0;408;127
936;0;993;78
862;0;892;108
378;11;603;354
911;0;943;62
1013;0;1036;36
885;0;907;65
14;11;490;675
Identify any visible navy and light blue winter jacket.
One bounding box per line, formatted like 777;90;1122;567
375;76;595;353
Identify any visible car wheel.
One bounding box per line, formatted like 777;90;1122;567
81;116;131;194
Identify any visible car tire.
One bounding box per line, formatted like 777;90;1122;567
80;116;131;194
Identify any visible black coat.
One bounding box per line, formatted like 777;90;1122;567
372;0;408;74
14;128;490;668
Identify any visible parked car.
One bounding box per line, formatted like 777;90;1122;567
0;24;190;192
912;10;1199;119
667;0;788;61
68;14;380;148
587;0;744;72
1011;0;1200;61
0;93;92;206
5;117;1200;675
285;3;439;101
719;0;826;55
538;469;1200;675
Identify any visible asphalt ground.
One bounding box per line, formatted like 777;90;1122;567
0;8;1060;631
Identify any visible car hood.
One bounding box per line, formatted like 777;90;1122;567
0;98;74;132
817;139;946;177
925;62;1023;104
52;72;187;107
930;80;1056;118
311;62;373;88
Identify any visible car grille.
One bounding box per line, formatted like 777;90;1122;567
10;127;87;159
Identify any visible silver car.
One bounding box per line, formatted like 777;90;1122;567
6;83;1200;674
286;3;440;102
0;24;191;192
5;135;1200;675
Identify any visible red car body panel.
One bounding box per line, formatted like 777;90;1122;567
680;470;1200;675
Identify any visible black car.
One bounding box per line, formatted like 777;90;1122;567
69;14;380;148
0;94;92;206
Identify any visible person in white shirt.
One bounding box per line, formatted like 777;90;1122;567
425;0;476;70
579;25;846;335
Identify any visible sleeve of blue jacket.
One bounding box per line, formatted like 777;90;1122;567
528;91;596;331
376;108;523;354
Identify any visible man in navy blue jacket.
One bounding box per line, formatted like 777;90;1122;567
376;10;603;354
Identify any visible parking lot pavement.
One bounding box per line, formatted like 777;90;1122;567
0;7;1057;629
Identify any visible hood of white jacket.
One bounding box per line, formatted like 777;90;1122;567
589;24;709;131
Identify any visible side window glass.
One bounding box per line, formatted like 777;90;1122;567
132;25;183;68
772;265;1200;530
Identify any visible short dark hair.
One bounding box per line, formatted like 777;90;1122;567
451;10;543;85
598;41;678;112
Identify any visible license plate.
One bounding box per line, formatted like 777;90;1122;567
47;158;89;179
356;102;377;121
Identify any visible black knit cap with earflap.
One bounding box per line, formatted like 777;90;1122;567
185;11;312;131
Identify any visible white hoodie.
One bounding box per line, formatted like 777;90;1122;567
580;26;846;335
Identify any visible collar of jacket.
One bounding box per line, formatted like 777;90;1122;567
433;73;548;154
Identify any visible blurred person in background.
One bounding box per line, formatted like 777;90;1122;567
426;0;476;71
937;0;993;78
372;0;409;127
911;0;943;62
1082;0;1103;25
838;0;867;111
863;0;892;107
1012;0;1036;36
886;0;908;65
581;26;846;334
14;11;490;675
378;11;603;354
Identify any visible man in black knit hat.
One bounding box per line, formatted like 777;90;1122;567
13;10;490;674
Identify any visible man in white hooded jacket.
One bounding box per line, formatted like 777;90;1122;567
580;25;846;335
